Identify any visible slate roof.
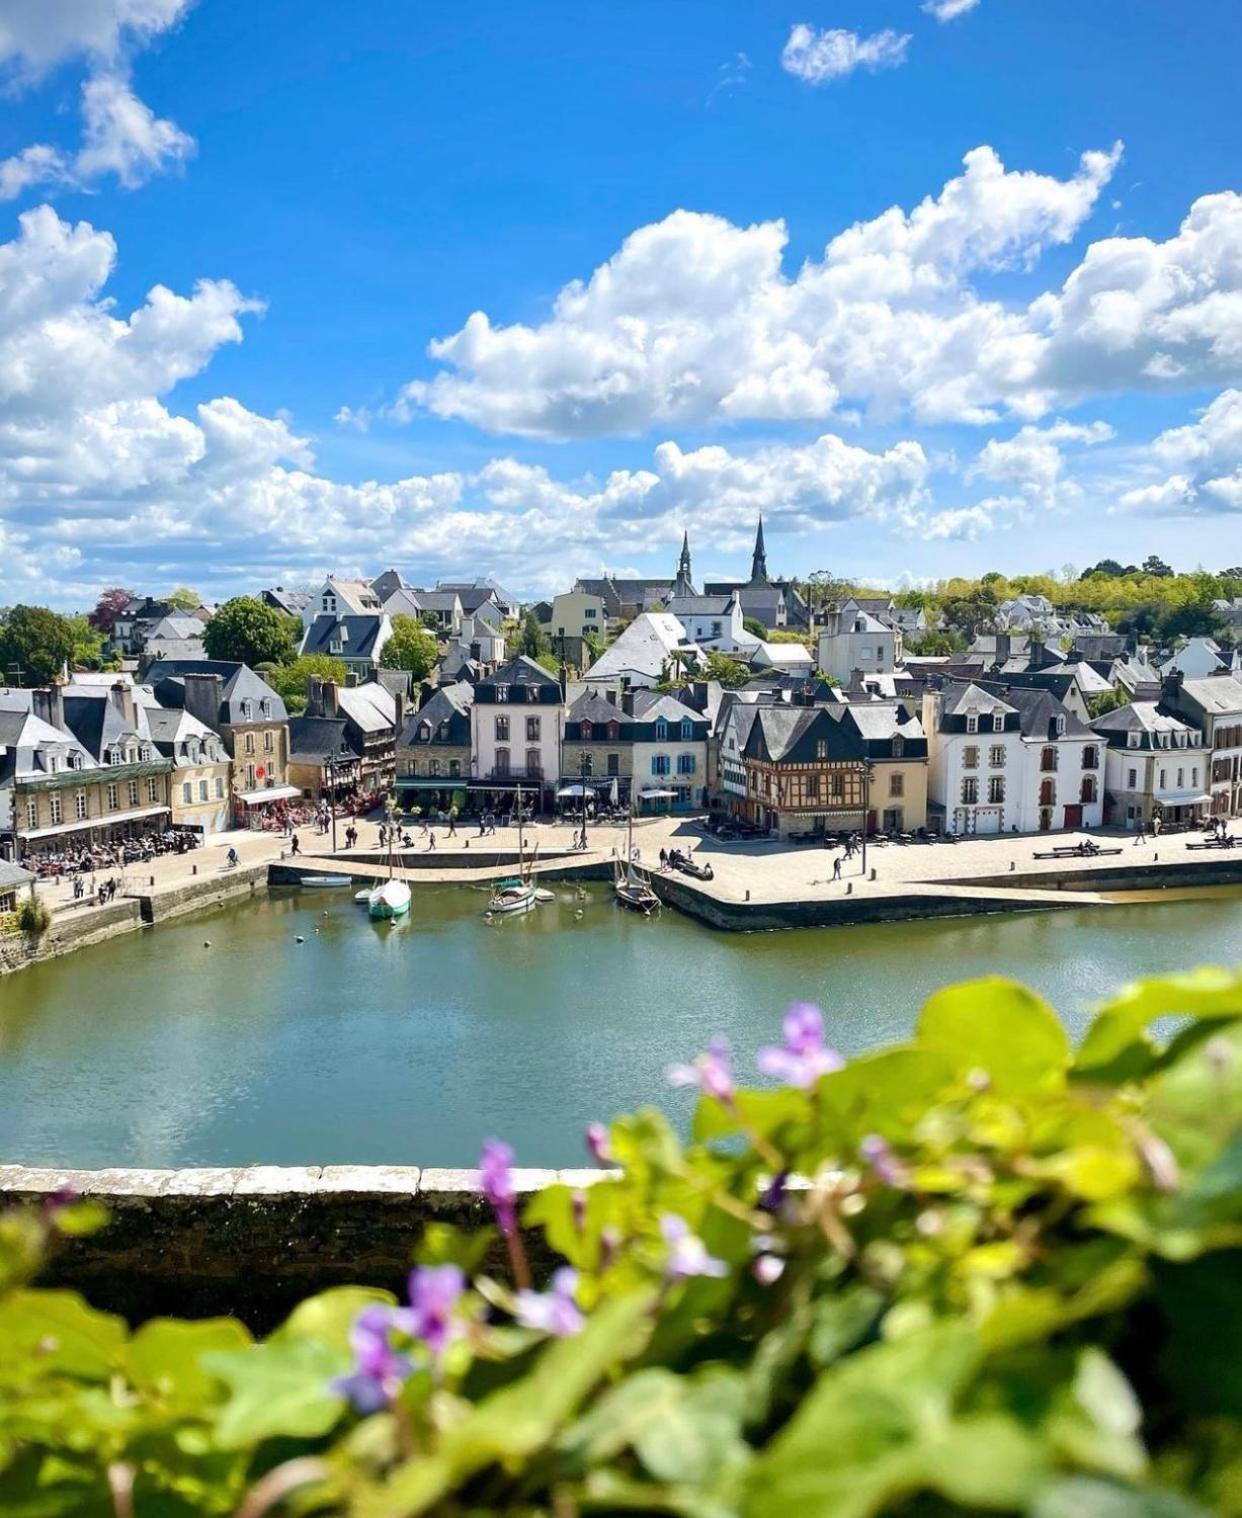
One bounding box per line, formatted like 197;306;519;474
940;682;1016;720
666;594;737;616
1173;675;1242;715
0;707;97;785
400;682;474;745
628;691;705;726
1002;685;1093;741
1091;702;1198;747
301;615;388;660
585;614;698;684
566;689;627;725
287;714;352;766
0;857;33;891
143;660;289;725
61;692;151;760
334;682;397;734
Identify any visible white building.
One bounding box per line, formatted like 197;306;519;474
583;613;702;691
923;683;1024;836
1090;703;1208;829
469;655;564;808
817;610;901;685
1004;686;1105;833
665;592;748;651
302;576;383;629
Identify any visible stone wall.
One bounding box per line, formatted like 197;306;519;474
0;1164;605;1330
137;861;268;924
0;897;143;975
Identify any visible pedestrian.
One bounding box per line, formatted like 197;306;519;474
832;855;842;881
477;816;486;836
447;813;457;837
290;834;301;856
378;823;386;846
1152;814;1162;838
428;831;437;851
659;848;668;870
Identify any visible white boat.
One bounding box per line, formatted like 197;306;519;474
486;877;537;915
614;810;660;915
369;878;411;919
298;875;351;889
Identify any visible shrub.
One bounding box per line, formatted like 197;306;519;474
2;969;1241;1515
14;895;50;936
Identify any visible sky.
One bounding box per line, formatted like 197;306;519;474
0;0;1240;609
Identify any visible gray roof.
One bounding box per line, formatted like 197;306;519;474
334;682;397;734
301;615;387;660
1002;685;1092;740
941;682;1016;720
399;681;474;745
628;691;704;725
666;594;736;616
1174;675;1242;715
0;857;34;890
1091;702;1197;745
287;714;352;766
144;660;289;725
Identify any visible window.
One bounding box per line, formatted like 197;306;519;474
652;755;671;776
1055;715;1066;736
128;780;139;806
988;776;1005;804
681;719;693;740
449;759;461;778
1081;775;1098;804
182;782;193;804
495;685;509;703
526;686;540;703
965;714;978;734
829;773;844;799
48;756;58;775
1040;746;1058;772
241;700;253;721
677;754;696;775
580;721;593;740
526;716;541;742
1082;745;1099;770
889;771;904;797
1159;769;1167;789
961;777;978;804
992;714;1005;733
584;607;597;619
806;774;820;799
74;791;87;820
215;777;225;798
1039;778;1056;807
107;783;119;811
815;740;828;759
654;719;668;741
260;699;271;718
607;752;619;776
495;715;510;741
607;722;620;740
989;745;1006;768
963;746;979;769
438;721;450;741
495;747;510;776
148;778;160;803
429;758;440;776
892;735;904;758
1127;767;1138;788
25;799;37;830
264;731;274;753
244;733;255;755
49;795;62;825
199;780;209;801
1177;767;1184;788
581;753;594;777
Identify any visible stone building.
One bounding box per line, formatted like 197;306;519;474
1089;702;1208;830
395;681;474;813
140;698;232;835
470;656;564;812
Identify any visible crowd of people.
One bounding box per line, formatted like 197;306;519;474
26;827;200;879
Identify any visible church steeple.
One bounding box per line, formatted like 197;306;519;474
672;530;697;597
749;515;768;584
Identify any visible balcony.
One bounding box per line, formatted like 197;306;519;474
479;766;544;783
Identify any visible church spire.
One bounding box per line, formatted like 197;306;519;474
672;529;696;597
750;515;768;584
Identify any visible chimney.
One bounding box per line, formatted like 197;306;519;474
32;683;65;732
321;680;341;716
394;689;406;736
182;673;223;733
1161;671;1184;703
995;633;1010;666
306;676;324;715
109;679;136;731
621;690;636;716
605;688;617;705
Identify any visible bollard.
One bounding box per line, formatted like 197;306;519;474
1010;860;1015;871
745;889;751;901
193;864;198;876
846;882;853;895
870;868;876;882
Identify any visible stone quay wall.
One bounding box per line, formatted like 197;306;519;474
0;1163;605;1330
0;897;144;975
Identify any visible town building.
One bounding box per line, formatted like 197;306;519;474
545;591;608;666
1089;702;1208;830
437;578;519;623
138;697;232;835
286;713;360;805
665;591;746;650
922;683;1025;837
562;688;708;811
704;519;810;630
0;857;32;912
301;679;400;797
1158;637;1231;680
260;585;311;618
470;655;564;811
1159;673;1242;817
1003;686;1104;832
299;613;393;678
582;613;702;691
817;608;902;685
301;577;383;629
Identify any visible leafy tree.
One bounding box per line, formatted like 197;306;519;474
380;614;439;680
202;597;298;666
1143;554;1175;577
803;568;855;615
0;604;78;684
907;630;964;656
518;610;549;658
88;586;134;634
266;654;349;714
1087;685;1131;718
165;586;203;612
1081;559;1133;579
742;616;768;639
940;585;1000;638
703;651;749;688
1157;602;1222;642
65;615;116;672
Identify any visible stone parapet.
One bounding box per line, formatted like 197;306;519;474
0;1163;606;1329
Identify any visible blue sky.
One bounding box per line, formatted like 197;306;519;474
1;0;1240;606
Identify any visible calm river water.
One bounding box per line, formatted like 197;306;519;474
2;885;1241;1168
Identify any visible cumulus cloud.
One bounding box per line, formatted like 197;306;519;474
780;24;911;84
923;0;980;21
1120;389;1242;515
0;204;939;601
0;0;193;201
968;418;1113;503
395;142;1150;438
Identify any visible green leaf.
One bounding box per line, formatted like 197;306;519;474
810;1047;956;1154
693;1087;807;1146
1154;1253;1242;1419
0;1291;126;1384
126;1317;252;1411
1077;968;1242;1073
1031;1477;1215;1518
917;977;1069;1093
202;1338;348;1449
272;1286;396;1356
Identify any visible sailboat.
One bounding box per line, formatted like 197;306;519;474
369;810;411;920
486;782;538;917
614;807;659;915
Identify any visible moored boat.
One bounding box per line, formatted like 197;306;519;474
486;877;537;915
368;877;412;919
614;809;659;914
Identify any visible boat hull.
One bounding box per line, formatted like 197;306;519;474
369;880;412;919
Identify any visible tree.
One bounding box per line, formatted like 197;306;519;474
940;585;1000;638
703;652;749;688
165;586;203;612
202;597;297;666
742;616;768;639
266;654;349;715
380;615;439;681
803;569;854;617
1143;554;1175;578
0;605;79;684
518;610;549;659
907;630;963;656
66;615;116;672
1157;602;1222;642
1088;686;1130;718
88;587;134;634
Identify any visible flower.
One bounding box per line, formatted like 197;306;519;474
759;1171;790;1213
480;1138;517;1233
757;1003;843;1088
395;1265;465;1362
332;1305;412;1414
660;1213;728;1280
514;1267;585;1337
860;1133;903;1186
585;1122;612;1165
666;1036;736;1104
753;1254;786;1286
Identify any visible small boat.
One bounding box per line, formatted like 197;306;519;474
486;877;537;915
354;887;375;904
298;875;351;889
533;887;556;903
614;809;659;915
369;807;412;919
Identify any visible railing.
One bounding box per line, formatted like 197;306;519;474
478;767;544;782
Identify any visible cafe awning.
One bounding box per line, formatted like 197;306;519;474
1156;790;1212;806
20;804;171;840
236;785;302;805
639;788;678;799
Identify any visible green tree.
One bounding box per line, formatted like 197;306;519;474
742;616;768;639
907;630;964;656
0;604;79;684
202;597;298;666
519;609;549;658
65;615;116;672
266;654;349;714
1087;686;1130;718
1143;554;1174;577
1157;602;1222;641
380;614;439;680
165;586;203;612
703;651;749;688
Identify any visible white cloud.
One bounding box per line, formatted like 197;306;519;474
968;418;1113;503
780;24;910;84
396;143;1137;438
0;1;193;201
1120;388;1242;516
923;0;980;21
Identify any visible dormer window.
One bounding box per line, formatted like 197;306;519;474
260;699;271;718
140;745;151;762
241;699;253;721
992;714;1004;732
495;685;509;702
892;735;904;758
1054;716;1066;737
418;722;431;741
527;686;539;702
655;719;669;741
607;722;620;740
965;713;979;734
1127;730;1141;748
680;719;693;740
580;721;592;740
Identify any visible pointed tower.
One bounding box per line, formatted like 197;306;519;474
672;530;697;597
749;516;769;585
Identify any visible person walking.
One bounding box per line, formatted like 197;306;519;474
427;831;436;851
832;855;842;881
290;834;301;856
447;813;457;838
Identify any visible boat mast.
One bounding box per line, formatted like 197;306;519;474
516;780;525;880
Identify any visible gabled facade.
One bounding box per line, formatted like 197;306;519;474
470;655;565;806
302;577;383;628
137;695;231;834
1090;702;1208;829
922;683;1024;836
1159;673;1242;817
299;613;393;676
817;610;902;684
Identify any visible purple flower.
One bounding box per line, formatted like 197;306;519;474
585;1122;612;1165
660;1213;728;1281
394;1264;465;1362
332;1304;412;1413
480;1138;518;1234
757;1003;843;1089
753;1254;785;1286
514;1267;585;1337
759;1170;790;1213
666;1036;736;1104
860;1133;903;1186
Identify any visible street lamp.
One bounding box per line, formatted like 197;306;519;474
859;759;876;877
324;750;339;852
579;749;590;850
